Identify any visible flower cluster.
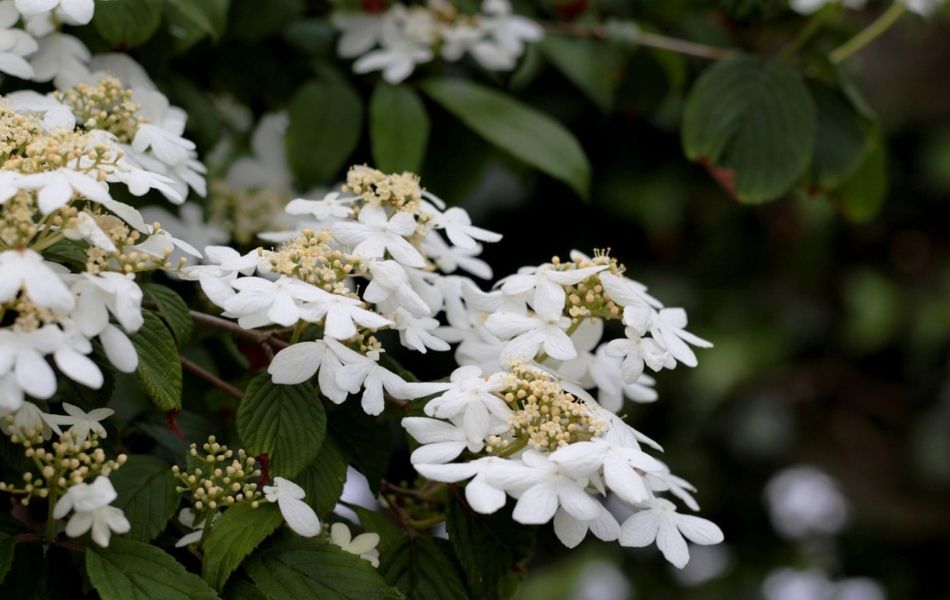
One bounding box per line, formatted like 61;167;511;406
0;403;129;547
791;0;944;16
0;73;202;414
332;0;543;83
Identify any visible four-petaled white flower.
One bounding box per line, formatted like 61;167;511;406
285;192;356;222
550;437;665;505
507;450;603;526
224;276;326;328
485;312;577;363
262;476;321;537
298;292;393;340
364;260;431;317
48;402;113;445
53;476;130;547
0;249;74;313
619;498;723;568
605;327;674;384
332;203;425;267
433;207;502;250
500;264;608;321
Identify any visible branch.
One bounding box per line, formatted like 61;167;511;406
187;310;290;350
15;532;86;552
542;22;738;61
180;356;244;400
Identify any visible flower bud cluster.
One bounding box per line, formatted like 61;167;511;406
56;77;142;143
172;436;262;512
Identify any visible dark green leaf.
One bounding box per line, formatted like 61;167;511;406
539;34;621;112
245;533;403;600
0;532;14;584
44;239;88;268
682;56;816;203
165;0;229;51
142;283;193;348
327;402;393;493
130;311;182;411
93;0;164;48
420;78;590;199
202;504;283;592
837;132;887;222
223;579;267;600
286;78;363;188
86;538;219;600
296;437;347;517
110;455;180;542
237;375;326;477
809;81;875;188
380;536;469;600
446;500;535;599
370;84;430;173
229;0;303;42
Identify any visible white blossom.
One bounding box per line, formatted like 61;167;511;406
263;477;320;537
619;499;723;569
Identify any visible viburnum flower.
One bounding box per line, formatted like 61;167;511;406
15;0;94;24
647;308;713;368
336;348;443;416
174;508;218;547
364;260;431;317
403;417;474;464
605;327;674;383
285;192;356;222
329;522;381;567
297;292;393;340
552;504;620;549
53;476;130;548
500;263;608;320
28;32;89;87
352;5;435;84
262;477;320;537
331;203;425;267
484;311;577;363
506;450;603;526
389;309;450;354
0;249;75;313
550;436;665;505
224;276;327;328
0;325;67;401
0;1;37;79
49;403;113;445
421;233;493;280
433;207;502;250
619;498;724;569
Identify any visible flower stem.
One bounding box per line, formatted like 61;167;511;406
830;2;907;64
180;355;244;400
542;22;737;61
780;3;840;59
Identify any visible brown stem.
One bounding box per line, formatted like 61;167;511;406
180;356;244;400
186;310;290;350
15;532;86;552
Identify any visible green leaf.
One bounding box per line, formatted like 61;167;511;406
110;455;180;542
446;500;535;599
296;437;347;517
44;239;88;268
86;538;219;600
202;504;283;592
245;534;403;600
286;79;363;188
142;283;193;348
539;34;621;112
837;131;887;222
370;84;430;173
165;0;229;51
0;532;14;584
682;56;816;204
327;402;393;493
237;375;326;477
420;78;591;199
93;0;165;48
223;579;267;600
229;0;303;42
808;81;875;188
380;536;469;600
130;310;182;412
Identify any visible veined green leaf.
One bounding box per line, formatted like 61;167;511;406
110;455;179;542
142;283;193;348
86;538;219;600
370;84;430;173
202;504;283;592
130;311;182;412
93;0;164;48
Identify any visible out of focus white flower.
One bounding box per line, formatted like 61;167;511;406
765;465;848;539
619;498;724;569
263;477;321;537
329;522;381;567
762;568;886;600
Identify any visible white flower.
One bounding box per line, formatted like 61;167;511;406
332;203;425;268
263;477;320;537
179;246;260;306
390;309;450;354
422;365;509;444
71;272;144;335
225;112;292;193
48;403;113;445
0;1;37;80
507;450;603;526
28;32;90;88
329;522;380;567
332;11;385;58
6;401;61;437
12;167;112;214
421;232;492;280
550;437;665;505
604;327;674;383
53;326;104;389
352;6;435;84
0;325;63;400
0;249;75;313
618;498;723;568
15;0;93;24
484;312;577;363
131;90;195;166
552;504;620;549
414;456;515;514
475;0;543;70
648;308;713;368
403;417;473;464
433;207;501;250
364;260;431;317
500;264;607;321
336;349;442;416
174;508;218;547
224;276;327;328
267;340;348;407
54;476;129;548
297;292;393;340
285;192;356;222
5;89;75;129
141;204;228;266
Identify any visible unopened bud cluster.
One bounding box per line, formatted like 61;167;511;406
172;436;262;512
269;229;360;295
56;77;143;143
0;422;126;507
209;180;290;245
488;364;605;453
559;251;624;321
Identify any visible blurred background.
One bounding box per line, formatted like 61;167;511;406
117;0;950;597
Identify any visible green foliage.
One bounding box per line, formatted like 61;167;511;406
286;78;364;189
837;132;887;222
0;532;13;584
245;533;403;599
446;500;535;599
370;84;430;173
86;538;220;600
380;536;469;600
202;504;283;591
130;310;183;412
165;0;230;51
93;0;165;48
236;375;327;477
295;437;348;517
420;78;591;199
110;455;180;542
142;283;194;348
809;81;875;188
683;56;816;204
539;34;622;112
327;402;393;493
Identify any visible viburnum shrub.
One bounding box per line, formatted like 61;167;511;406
0;0;938;597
